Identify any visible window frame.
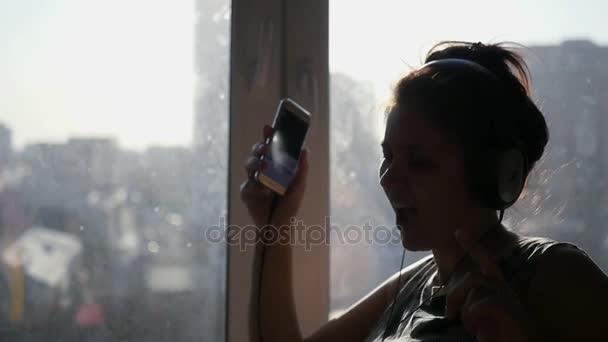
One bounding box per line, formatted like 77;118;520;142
227;0;330;341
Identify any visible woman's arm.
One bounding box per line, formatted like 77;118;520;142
304;256;430;342
249;233;302;342
250;233;428;342
526;246;608;340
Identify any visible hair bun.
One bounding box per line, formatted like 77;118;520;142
423;41;549;172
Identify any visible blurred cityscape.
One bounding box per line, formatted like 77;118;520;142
1;0;608;338
0;131;226;341
0;0;230;341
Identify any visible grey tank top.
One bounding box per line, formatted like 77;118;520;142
365;236;586;342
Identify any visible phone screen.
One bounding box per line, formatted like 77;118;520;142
259;104;309;195
273;107;308;159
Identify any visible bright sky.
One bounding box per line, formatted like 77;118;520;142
1;0;607;150
0;0;195;150
330;0;608;98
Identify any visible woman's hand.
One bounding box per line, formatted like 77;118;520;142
240;124;309;228
444;230;534;342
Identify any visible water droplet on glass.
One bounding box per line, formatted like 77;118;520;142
147;241;160;253
168;213;183;226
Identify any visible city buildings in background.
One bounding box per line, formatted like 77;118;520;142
0;133;224;340
522;40;608;260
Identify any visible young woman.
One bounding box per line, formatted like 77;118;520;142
241;41;608;341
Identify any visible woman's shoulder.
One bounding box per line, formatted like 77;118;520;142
499;233;594;292
505;233;607;297
523;235;608;340
509;233;588;264
513;233;601;277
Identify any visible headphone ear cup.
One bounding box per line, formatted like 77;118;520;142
496;149;525;207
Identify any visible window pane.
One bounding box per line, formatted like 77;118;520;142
0;0;229;341
329;0;608;317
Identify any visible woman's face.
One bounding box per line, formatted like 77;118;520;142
379;105;477;251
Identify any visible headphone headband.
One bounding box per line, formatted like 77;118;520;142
418;58;499;81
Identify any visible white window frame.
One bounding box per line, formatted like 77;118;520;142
227;0;330;341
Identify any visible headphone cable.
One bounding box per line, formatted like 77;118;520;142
257;193;280;342
382;247;406;341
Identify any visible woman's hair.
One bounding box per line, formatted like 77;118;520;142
390;41;549;206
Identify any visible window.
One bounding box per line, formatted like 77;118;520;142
0;0;228;340
329;0;608;317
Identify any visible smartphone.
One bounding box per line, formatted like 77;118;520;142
255;98;311;196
